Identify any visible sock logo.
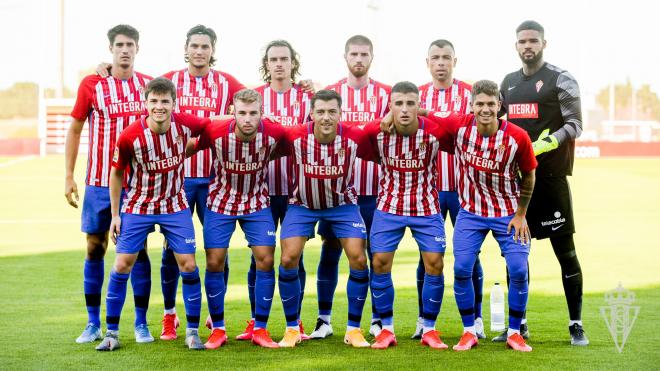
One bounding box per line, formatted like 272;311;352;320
373;292;386;299
187;295;201;302
357;297;366;301
281;296;295;302
262;297;273;301
208;291;223;298
429;298;442;303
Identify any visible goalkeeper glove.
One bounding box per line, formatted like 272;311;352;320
532;129;558;156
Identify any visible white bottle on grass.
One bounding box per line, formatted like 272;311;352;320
490;282;505;332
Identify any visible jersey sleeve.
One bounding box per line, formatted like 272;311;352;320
270;124;297;160
513;126;538;173
553;71;583;144
195;121;215;152
70;76;95;121
348;126;375;161
112;130;133;170
174;112;210;137
425;112;463;154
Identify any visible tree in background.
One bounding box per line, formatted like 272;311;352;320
596;79;660;121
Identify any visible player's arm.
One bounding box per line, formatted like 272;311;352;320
108;166;123;244
507;169;535;245
64;118;85;207
532;72;583;156
95;62;112;78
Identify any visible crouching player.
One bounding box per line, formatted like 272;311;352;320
362;81;454;350
424;80;537;352
96;78;208;351
276;90;373;348
189;89;286;349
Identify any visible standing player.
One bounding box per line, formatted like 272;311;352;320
191;89;288;349
65;24;153;344
234;40;312;342
310;35;391;339
414;39;485;339
96;78;208;351
276;90;373;348
159;25;245;340
498;20;588;346
419;80;537;352
362;82;453;350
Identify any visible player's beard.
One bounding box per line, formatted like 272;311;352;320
349;64;369;78
520;49;543;66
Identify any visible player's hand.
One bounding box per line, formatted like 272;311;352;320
109;215;121;244
507;214;530;245
532;129;559;156
96;62;112;78
298;79;316;94
65;177;79;208
380;112;394;133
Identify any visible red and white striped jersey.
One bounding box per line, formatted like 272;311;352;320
112;113;208;215
162;69;245;178
255;84;312;196
363;117;454;216
196;118;287;216
71;73;152;187
325;78;391;196
427;111;537;217
418;79;472;192
283;122;374;210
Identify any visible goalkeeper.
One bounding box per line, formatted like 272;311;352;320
498;20;588;347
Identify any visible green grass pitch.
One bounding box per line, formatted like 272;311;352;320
0;156;658;369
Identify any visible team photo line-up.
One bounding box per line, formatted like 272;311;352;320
64;19;587;352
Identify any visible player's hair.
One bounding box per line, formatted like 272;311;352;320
185;24;217;67
344;35;373;54
311;90;342;110
391;81;419;95
107;24;139;45
145;77;177;101
516;20;545;38
233;89;263;106
259;40;301;83
471;80;500;101
428;39;455;52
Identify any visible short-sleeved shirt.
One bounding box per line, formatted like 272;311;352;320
196;118;287;215
70;72;152;187
283;122;374;209
162;69;245;178
427;111;537;217
255;83;312;196
112;113;208;215
362;117;453;216
418;79;472;192
326;78;391;196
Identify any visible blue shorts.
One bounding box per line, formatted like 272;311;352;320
184;177;210;223
269;195;289;229
317;196;377;238
439;191;460;226
453;208;531;257
82;185;129;234
116;209;197;254
370;210;446;254
280;204;367;240
203;207;277;248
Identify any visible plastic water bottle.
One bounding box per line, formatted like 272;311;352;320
490;282;505;332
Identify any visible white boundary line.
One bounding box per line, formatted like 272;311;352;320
0;155;37;169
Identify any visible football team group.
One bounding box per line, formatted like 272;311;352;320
64;20;588;352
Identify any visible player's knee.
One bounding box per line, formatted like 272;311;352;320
280;253;299;269
371;254;389;273
86;234;107;260
113;258;133;274
348;253;367;271
423;254;444;275
178;257;197;273
255;255;274;271
507;263;528;282
453;259;474;279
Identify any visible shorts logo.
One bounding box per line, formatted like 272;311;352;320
434;236;446;242
185;238;196;244
352;222;365;229
541;210;566;230
536;80;544;93
267;230;276;236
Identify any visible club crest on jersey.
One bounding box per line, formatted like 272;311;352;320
293;100;300;113
258;146;267;160
337;148;346;162
454;96;462;106
370;95;378;107
176;135;183;145
419;143;426;152
434;111;451;118
536;80;544;93
137;86;145;97
497;144;506;155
